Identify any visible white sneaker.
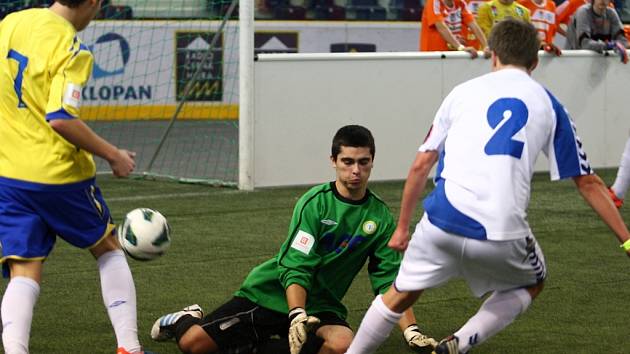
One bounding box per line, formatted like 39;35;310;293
150;304;204;341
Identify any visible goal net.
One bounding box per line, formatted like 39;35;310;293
1;0;241;186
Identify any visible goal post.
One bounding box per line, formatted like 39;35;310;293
239;0;255;191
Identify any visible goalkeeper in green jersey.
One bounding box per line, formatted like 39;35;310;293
151;125;437;354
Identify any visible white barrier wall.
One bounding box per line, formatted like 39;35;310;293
79;20;420;120
253;51;630;188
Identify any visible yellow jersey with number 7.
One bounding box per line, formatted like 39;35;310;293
0;8;95;189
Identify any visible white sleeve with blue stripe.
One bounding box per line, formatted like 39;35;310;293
545;90;592;181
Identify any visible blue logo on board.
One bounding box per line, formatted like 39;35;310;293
90;32;130;79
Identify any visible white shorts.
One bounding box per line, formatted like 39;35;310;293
395;214;546;297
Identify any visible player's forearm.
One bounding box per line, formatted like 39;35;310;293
574;174;630;244
614;32;629;48
49;118;119;162
286;283;308;311
397;174;425;229
579;37;607;52
398;152;437;228
556;25;566;37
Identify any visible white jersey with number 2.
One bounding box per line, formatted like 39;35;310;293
420;68;592;241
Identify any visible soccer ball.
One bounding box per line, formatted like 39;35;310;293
117;208;171;261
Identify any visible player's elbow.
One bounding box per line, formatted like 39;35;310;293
48;118;71;134
410;152;438;176
573;174;604;193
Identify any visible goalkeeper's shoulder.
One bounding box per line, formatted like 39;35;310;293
295;183;333;204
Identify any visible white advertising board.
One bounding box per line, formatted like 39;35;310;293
80;21;240;120
79;20;420;120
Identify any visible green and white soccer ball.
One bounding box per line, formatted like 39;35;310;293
117;208;171;261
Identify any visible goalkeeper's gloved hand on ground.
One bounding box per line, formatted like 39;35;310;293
288;307;320;354
403;324;438;354
606;40;628;64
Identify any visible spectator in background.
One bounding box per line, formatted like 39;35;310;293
463;0;491;49
519;0;563;55
565;0;629;63
420;0;490;58
556;0;589;30
476;0;531;38
555;0;615;36
556;0;588;36
254;0;273;19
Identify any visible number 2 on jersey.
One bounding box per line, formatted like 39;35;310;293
484;97;528;158
7;49;28;108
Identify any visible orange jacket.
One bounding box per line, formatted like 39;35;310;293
420;0;475;51
519;0;557;44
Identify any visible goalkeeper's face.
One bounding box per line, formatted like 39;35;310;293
331;146;374;199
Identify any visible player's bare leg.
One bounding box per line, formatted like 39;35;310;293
315;324;354;354
525;281;545;299
6;259;42;283
90;232;122;258
2;260;42;353
177;325;219;353
91;232;142;353
382;288;424;312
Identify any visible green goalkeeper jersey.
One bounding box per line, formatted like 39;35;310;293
235;182;400;319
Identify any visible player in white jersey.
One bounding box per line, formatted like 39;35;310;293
345;19;630;354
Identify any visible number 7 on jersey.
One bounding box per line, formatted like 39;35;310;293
7;49;28;108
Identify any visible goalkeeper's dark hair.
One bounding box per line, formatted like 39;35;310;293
55;0;91;8
331;125;375;160
488;18;540;70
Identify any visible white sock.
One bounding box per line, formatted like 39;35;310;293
2;276;40;354
612;137;630;199
345;295;402;354
454;288;531;353
98;250;141;352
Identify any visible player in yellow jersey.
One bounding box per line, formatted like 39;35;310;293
0;1;153;354
476;0;531;38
